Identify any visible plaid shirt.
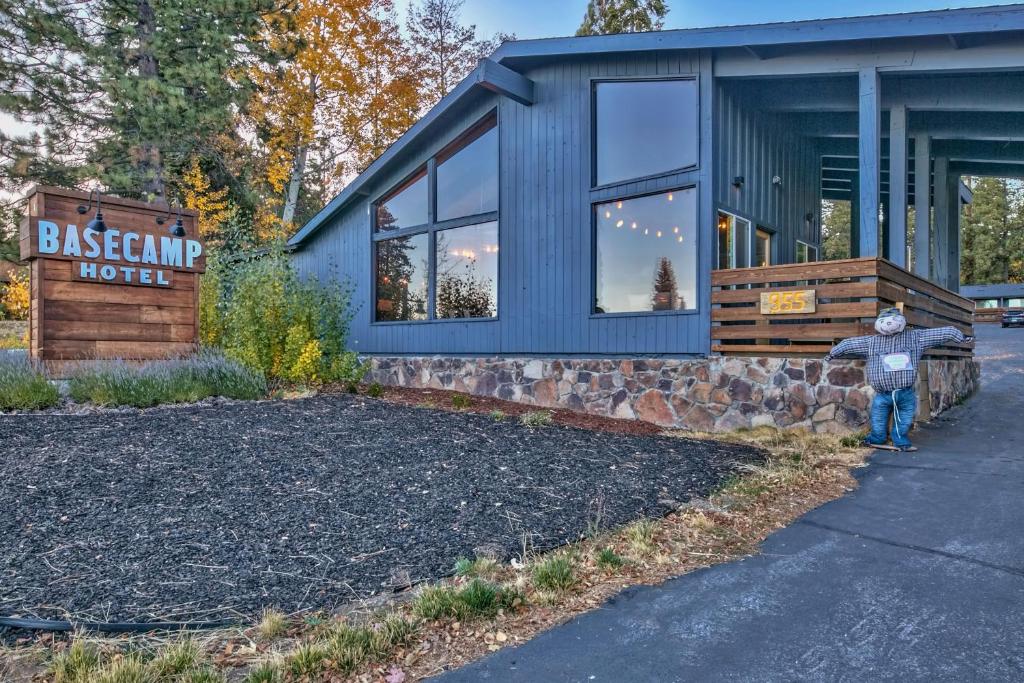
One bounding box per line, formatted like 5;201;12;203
824;327;967;392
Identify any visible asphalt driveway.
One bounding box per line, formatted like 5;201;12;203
440;325;1024;682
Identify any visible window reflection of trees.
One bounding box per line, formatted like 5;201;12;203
435;229;496;319
376;236;428;321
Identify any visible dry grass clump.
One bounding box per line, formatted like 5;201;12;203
255;609;289;642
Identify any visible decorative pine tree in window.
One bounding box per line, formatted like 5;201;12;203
651;256;682;310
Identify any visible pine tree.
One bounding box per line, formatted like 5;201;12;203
577;0;669;37
0;0;281;205
821;200;852;261
406;0;509;110
651;256;680;310
960;177;1024;284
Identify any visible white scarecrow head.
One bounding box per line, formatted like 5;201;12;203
874;307;907;336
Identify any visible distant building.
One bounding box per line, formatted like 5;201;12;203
961;283;1024;309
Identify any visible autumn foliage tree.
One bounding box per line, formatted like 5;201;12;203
250;0;420;229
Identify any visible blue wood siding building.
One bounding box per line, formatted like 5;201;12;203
290;5;1024;359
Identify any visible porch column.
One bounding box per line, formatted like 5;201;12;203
933;157;949;287
888;104;908;267
850;171;860;258
858;67;881;257
944;172;962;292
913;134;932;278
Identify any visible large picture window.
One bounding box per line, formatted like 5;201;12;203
373;113;499;322
594;188;698;314
594;79;699;187
376;171;428;232
435;221;498;318
375;234;429;321
437;125;498;222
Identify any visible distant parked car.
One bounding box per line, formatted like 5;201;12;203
1002;309;1024;328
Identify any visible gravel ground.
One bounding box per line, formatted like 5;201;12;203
0;394;764;623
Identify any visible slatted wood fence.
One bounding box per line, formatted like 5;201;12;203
974;307;1022;324
711;257;975;357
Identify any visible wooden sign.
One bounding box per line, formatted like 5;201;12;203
760;289;816;315
20;186;204;366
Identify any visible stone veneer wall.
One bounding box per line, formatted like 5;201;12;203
366;356;980;433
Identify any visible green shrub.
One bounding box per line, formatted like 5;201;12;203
596;547;624;571
531;555;577;592
0;355;60;411
51;640;101;683
201;244;365;386
413;579;521;621
451;393;472;409
366;382;384;398
320;615;417;674
489;409;506;421
520;410;553;428
68;351;266;408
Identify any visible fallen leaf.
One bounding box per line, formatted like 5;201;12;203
385;665;406;683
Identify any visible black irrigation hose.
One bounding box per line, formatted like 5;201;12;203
0;615;240;634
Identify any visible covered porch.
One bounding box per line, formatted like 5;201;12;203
709;31;1024;357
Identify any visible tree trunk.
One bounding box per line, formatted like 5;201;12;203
136;0;164;200
281;144;308;226
281;75;318;226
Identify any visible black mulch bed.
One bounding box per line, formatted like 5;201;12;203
0;395;765;623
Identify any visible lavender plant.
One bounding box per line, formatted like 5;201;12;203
0;353;60;411
68;350;266;408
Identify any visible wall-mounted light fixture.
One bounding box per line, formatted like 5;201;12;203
732;176;745;188
76;190;108;233
156;205;187;237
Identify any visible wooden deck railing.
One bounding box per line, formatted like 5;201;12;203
711;257;975;357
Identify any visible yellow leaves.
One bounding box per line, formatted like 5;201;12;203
181;157;231;239
248;0;423;216
1;270;30;320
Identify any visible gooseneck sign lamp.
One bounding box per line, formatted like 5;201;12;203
76;189;108;233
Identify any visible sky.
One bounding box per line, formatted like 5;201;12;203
418;0;1024;40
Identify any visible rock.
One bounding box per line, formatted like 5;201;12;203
844;388;871;411
670;394;693;416
812;403;837;422
816;385;845;405
745;365;769;384
532;378;558;406
827;364;865;387
690;382;714;403
683;405;716;431
805;360;822;385
728;378;753;402
523;360;544;380
634;390;676;427
472;372;498;397
751;414;776;428
718;409;751;431
787;383;817;406
784;367;805;381
710;388;732;406
612;397;635;419
763;389;786;412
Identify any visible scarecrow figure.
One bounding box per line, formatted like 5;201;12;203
824;307;972;452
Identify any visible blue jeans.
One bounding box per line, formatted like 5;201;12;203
867;387;917;448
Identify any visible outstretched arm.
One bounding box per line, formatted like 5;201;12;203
918;326;972;349
824;335;871;362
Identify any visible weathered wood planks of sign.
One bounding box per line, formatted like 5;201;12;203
20;186;205;366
